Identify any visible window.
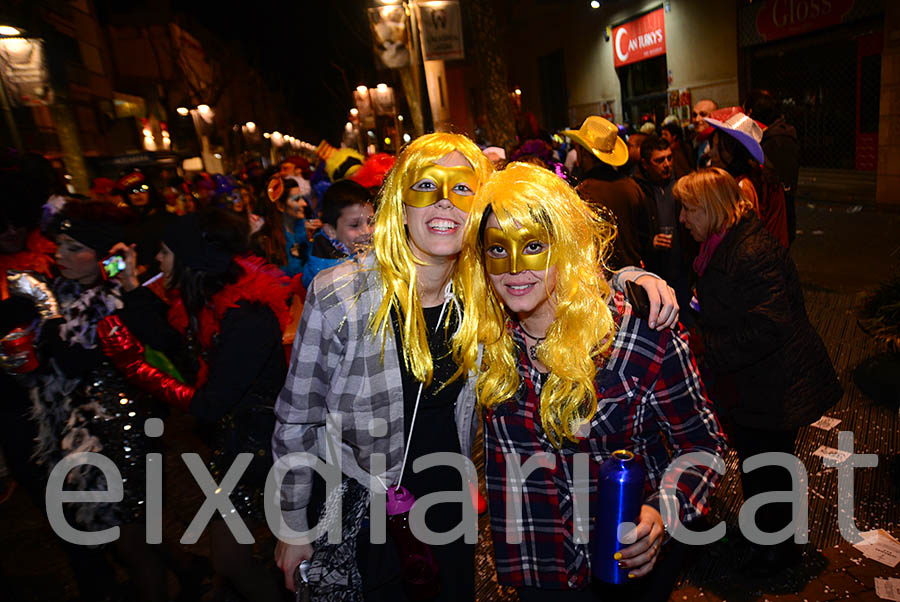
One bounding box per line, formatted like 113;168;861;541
617;55;668;129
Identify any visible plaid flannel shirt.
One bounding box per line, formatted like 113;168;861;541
483;292;726;590
272;253;480;533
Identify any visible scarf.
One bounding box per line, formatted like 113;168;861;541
692;228;729;277
53;277;123;349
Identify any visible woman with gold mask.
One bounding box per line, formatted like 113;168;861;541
454;162;726;602
273;134;679;600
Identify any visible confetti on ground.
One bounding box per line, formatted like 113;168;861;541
810;416;842;430
813;445;853;464
875;577;900;601
853;530;900;568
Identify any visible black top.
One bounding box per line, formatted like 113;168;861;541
696;214;841;429
120;286;286;423
391;303;464;534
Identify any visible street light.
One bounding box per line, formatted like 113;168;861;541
350;108;359;117
245;121;256;132
0;24;27;152
176;107;190;116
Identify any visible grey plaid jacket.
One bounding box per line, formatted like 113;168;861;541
272;253;480;533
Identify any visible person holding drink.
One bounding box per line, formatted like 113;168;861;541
635;135;697;324
453;162;726;601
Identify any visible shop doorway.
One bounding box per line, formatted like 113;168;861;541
745;18;882;171
538;49;569;132
617;55;668;131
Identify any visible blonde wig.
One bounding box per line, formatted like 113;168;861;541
673;167;753;238
453;162;617;447
370;132;493;385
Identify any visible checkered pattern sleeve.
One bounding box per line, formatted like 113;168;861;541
643;325;727;527
272;273;346;533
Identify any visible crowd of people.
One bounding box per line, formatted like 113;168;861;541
0;87;839;602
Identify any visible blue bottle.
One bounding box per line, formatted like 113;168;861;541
591;449;646;584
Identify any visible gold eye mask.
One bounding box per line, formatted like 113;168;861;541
404;164;478;212
483;226;552;274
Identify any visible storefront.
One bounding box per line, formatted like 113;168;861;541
613;7;669;129
535;0;740;133
738;0;884;176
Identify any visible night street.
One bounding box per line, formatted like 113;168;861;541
2;0;900;600
2;199;898;600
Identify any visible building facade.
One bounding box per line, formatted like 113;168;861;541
501;0;895;205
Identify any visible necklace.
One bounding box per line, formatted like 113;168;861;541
519;322;546;362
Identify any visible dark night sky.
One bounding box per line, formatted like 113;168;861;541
180;0;384;143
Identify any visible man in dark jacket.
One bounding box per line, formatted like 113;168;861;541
635;136;697;321
563;116;643;269
744;90;800;244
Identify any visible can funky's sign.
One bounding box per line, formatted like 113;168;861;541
613;8;666;68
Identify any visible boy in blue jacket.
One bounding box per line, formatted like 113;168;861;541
302;179;374;288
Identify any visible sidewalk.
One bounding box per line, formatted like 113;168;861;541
666;202;900;601
670;290;900;602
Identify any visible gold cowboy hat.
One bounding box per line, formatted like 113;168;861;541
562;116;628;167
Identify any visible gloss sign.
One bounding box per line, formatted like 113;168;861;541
755;0;855;42
613;8;666;68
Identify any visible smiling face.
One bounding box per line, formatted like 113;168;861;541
55;234;101;285
283;185;306;220
483;212;557;317
326;201;374;252
403;150;476;263
693;100;716;133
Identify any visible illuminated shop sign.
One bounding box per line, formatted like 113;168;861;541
613;7;666;68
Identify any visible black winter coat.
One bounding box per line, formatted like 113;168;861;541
120;286;286;487
696;214;841;429
761;117;799;200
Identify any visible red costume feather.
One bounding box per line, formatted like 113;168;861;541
166;254;292;350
